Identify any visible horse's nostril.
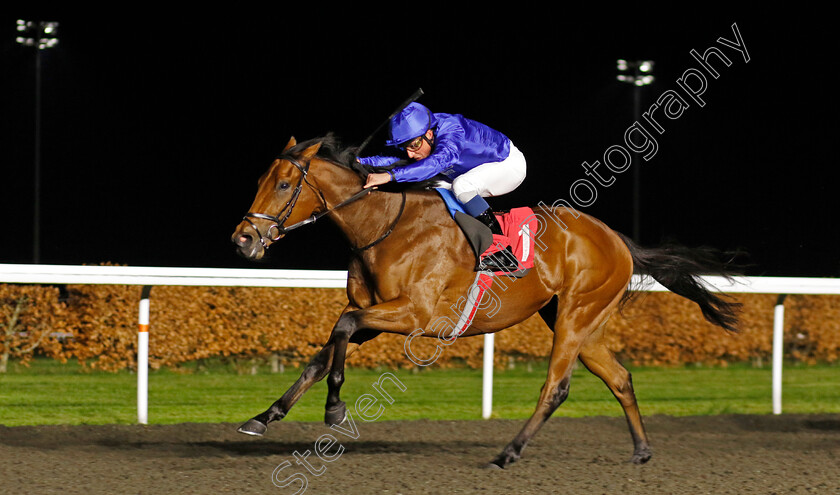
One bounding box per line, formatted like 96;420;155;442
235;233;253;247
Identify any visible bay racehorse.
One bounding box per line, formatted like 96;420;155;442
231;134;740;468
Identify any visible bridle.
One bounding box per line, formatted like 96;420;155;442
242;153;405;252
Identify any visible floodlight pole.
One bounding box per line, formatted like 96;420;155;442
617;60;654;243
631;81;641;243
34;45;42;264
16;20;59;264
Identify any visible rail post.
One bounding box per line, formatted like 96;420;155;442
482;333;494;419
138;285;152;424
772;294;786;415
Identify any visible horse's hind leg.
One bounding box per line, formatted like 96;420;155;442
488;272;634;469
579;328;652;463
489;296;619;469
488;320;580;469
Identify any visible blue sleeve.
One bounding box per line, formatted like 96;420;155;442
358;155;402;168
392;120;465;182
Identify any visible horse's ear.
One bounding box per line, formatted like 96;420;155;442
301;142;322;160
283;137;297;151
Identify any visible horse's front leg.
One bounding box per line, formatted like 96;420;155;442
324;314;355;425
238;342;339;436
324;296;417;426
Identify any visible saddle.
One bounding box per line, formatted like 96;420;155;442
434;188;536;278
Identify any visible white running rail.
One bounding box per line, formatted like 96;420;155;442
2;263;839;422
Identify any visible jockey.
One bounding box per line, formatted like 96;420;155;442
360;102;527;272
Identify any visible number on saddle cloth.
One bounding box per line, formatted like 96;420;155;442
434;188;537;277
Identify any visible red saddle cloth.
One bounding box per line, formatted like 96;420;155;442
480;207;537;275
447;207;538;337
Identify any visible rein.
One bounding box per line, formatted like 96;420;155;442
243;154;406;252
351;189;406;252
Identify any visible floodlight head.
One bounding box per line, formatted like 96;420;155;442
39;38;59;49
635;75;655;86
15;20;60;50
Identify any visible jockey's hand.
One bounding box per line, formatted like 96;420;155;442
364;172;392;189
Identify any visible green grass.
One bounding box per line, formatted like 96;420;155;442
0;359;838;426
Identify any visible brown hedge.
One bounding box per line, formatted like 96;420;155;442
0;284;71;371
2;283;839;372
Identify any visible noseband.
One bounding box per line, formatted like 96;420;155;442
242;154;405;252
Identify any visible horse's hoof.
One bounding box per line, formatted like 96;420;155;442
486;455;514;469
630;448;652;464
238;418;267;436
324;401;347;426
487;449;518;469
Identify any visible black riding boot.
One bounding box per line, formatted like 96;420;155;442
475;208;519;272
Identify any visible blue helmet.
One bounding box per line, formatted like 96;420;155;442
385;102;437;147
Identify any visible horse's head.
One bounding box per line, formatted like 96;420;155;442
232;137;324;260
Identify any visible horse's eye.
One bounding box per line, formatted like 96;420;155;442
277;181;290;191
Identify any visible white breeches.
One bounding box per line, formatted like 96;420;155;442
446;143;527;204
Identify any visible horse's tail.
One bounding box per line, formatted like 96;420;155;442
617;233;742;332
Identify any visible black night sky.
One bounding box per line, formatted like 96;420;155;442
0;10;836;277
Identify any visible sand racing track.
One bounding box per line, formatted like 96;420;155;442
1;414;838;494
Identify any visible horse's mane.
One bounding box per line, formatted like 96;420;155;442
285;133;359;170
286;133;434;189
